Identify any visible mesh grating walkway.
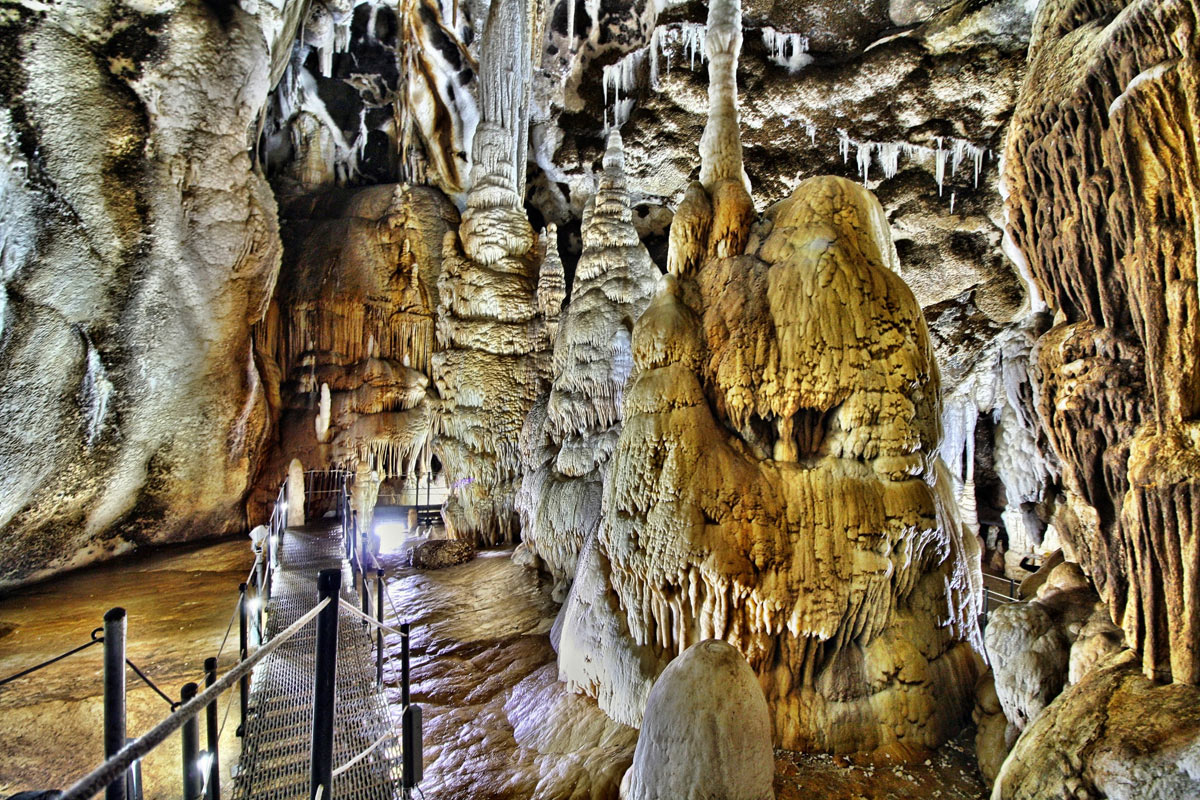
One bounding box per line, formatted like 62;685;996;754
233;522;403;800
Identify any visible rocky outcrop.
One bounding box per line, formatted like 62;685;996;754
0;2;299;586
619;640;774;800
433;0;553;546
558;0;982;758
516;130;659;599
410;538;475;569
994;650;1200;800
1004;0;1200;686
982;559;1126;787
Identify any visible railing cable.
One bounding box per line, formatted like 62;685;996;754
338;598;409;638
125;658;179;710
0;627;104;688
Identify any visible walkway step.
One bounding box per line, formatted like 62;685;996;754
233;522;402;800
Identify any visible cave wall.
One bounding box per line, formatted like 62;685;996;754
1004;0;1200;685
0;1;299;587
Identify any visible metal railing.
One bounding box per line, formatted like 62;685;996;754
10;466;420;800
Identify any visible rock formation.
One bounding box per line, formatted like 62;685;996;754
250;183;456;515
0;2;293;586
993;650;1200;799
620;640;774;800
259;0;478;200
1003;0;1200;687
433;0;552;546
558;0;982;758
516;129;659;599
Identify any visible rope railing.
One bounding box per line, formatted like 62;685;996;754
57;596;331;800
0;628;104;688
338;598;409;639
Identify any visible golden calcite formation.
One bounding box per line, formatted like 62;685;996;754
1004;0;1200;685
252;183;454;508
560;176;981;757
433;0;552;546
516;130;659;599
558;0;980;758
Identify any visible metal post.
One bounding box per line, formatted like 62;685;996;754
181;682;201;800
361;558;371;626
399;621;421;790
401;622;410;708
238;582;249;736
103;607;127;800
203;658;220;800
125;739;143;800
256;551;266;612
311;568;341;800
376;569;385;685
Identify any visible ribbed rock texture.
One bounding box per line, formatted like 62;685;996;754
516;130;659;600
433;0;552;546
559;0;982;758
0;1;298;586
1004;0;1200;686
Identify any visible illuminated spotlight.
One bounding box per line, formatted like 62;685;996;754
375;521;408;553
245;596;262;616
197;751;214;794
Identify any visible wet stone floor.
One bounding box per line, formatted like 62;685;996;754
0;538;255;798
1;535;989;800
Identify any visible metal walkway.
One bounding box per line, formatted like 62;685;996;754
233;522;403;800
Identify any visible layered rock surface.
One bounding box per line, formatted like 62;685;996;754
0;1;294;586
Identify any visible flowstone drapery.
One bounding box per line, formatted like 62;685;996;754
250;183;454;512
557;0;981;758
516;130;659;599
1004;0;1200;687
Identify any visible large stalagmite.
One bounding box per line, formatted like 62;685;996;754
433;0;551;545
516;130;659;599
558;0;981;757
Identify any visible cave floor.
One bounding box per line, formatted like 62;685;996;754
0;537;256;798
378;545;990;800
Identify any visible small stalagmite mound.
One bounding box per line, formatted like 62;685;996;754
619;640;774;800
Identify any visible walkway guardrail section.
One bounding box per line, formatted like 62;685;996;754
17;467;419;800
